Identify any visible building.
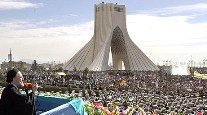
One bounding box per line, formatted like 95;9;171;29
63;3;159;71
1;61;31;71
1;49;31;71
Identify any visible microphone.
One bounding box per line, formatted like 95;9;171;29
24;83;33;89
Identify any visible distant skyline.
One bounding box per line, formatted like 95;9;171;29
0;0;207;65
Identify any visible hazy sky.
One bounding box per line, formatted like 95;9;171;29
0;0;207;65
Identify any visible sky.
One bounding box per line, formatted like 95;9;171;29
0;0;207;65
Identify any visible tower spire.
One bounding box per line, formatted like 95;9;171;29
8;48;12;62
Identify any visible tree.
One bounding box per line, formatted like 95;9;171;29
31;60;37;71
83;67;89;76
58;67;63;72
73;67;77;72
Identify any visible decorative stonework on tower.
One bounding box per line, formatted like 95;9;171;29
63;3;159;71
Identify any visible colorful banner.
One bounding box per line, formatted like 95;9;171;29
194;71;207;79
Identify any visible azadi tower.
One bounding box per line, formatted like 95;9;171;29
63;3;159;71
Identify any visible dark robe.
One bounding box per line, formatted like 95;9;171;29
0;84;36;115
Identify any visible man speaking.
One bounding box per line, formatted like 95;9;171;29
0;69;38;115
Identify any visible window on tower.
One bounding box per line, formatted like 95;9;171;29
114;7;123;12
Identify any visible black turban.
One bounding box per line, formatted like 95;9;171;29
6;69;19;83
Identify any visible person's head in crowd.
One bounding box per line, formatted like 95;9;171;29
6;68;24;87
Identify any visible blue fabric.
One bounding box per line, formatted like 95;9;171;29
38;97;88;115
36;95;70;112
40;103;77;115
68;98;88;115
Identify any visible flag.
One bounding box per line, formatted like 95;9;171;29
119;80;126;86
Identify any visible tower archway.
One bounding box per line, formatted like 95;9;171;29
111;26;129;70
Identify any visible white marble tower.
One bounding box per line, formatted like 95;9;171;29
63;3;159;71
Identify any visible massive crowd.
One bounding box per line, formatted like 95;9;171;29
20;70;207;95
0;69;207;114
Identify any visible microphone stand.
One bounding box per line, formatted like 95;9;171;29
25;88;36;115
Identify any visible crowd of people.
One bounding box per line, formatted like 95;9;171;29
18;70;207;95
71;71;206;114
0;69;207;114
